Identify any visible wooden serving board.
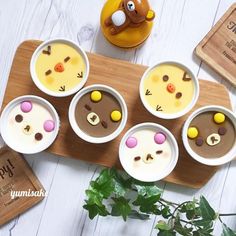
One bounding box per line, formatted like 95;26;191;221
195;3;236;87
0;147;44;226
1;40;232;188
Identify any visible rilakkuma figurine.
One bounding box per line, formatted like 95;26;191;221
105;0;155;35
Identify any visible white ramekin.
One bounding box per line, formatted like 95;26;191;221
69;84;128;144
182;105;236;166
119;122;179;182
0;95;60;154
139;61;199;120
30;38;89;97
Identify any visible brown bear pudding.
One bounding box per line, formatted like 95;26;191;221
187;111;236;158
75;90;122;137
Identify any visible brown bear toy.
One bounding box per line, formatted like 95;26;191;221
105;0;155;35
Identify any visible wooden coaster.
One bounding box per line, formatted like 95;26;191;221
195;4;236;87
1;40;232;188
0;147;44;226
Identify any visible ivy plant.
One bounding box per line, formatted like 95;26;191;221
83;168;236;236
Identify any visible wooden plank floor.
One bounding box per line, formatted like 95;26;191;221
0;0;236;235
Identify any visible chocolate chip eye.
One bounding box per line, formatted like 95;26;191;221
195;137;204;146
15;114;23;123
156;150;163;154
84;104;92;111
163;75;169;82
134;156;141;161
101;121;108;129
45;69;52;76
176;92;182;99
64;56;70;63
218;127;227;136
35;133;43;141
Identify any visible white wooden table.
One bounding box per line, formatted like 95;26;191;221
0;0;236;235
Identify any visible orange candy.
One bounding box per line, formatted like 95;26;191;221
167;83;176;93
54;63;64;72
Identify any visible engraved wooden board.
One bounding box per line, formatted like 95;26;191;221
1;40;233;188
195;3;236;87
0;147;44;226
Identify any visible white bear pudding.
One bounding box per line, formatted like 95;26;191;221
119;124;178;182
5;99;57;153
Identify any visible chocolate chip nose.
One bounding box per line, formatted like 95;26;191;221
142;153;155;164
146;154;154;160
87;112;100;126
206;133;221;146
24;125;30;132
22;124;33;135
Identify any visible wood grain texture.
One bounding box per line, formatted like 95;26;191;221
195;3;236;87
1;40;232;189
0;147;44;226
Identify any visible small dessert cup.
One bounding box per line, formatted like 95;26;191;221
0;95;60;154
139;61;199;119
69;84;128;144
30;38;89;97
182;105;236;166
119;122;179;182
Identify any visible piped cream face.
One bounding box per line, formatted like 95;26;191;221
35;42;86;94
6;100;57;152
142;63;195;114
121;128;173;181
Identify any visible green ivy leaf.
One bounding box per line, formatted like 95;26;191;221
85;189;103;206
156;222;176;236
133;194;160;213
111;197;131;221
193;219;213;229
192;227;214;236
186;209;196;220
180;204;187;213
91;169;115;198
174;223;192;236
157;230;176;236
83;203;109;219
155;220;172;230
128;210;150;220
109;168;128;197
174;214;193;236
133;180;162;197
157;231;176;236
199;196;217;221
222;223;236;236
161;206;171;219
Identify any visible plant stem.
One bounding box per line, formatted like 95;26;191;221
159;198;179;207
219;213;236;217
172;201;191;217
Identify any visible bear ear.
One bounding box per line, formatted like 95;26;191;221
146;10;155;21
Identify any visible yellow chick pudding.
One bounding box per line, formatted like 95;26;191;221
31;39;89;97
140;62;199;119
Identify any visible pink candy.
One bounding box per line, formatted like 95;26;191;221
154;132;166;144
44;120;55;132
126;137;137;148
20;101;32;113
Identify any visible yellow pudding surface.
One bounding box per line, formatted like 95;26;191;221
35;43;86;93
143;64;195;114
